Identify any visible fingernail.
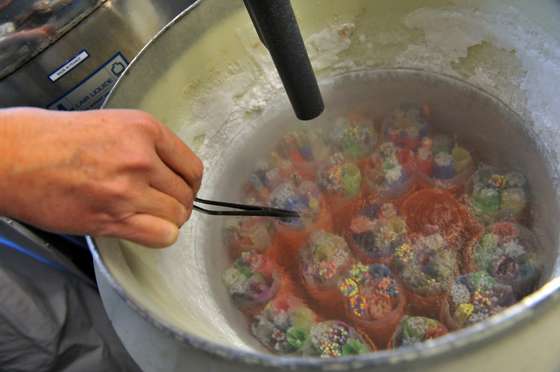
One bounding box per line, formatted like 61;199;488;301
165;225;180;246
182;205;189;222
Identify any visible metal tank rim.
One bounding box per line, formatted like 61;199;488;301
92;0;560;368
88;235;560;369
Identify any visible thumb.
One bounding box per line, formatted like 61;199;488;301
103;214;180;248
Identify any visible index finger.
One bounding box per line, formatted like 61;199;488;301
154;124;204;195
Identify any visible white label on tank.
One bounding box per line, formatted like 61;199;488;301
47;52;128;111
48;50;90;82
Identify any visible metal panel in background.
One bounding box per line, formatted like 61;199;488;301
0;0;195;109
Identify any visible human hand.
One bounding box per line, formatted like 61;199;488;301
0;108;203;248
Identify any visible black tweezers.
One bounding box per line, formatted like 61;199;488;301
193;197;300;219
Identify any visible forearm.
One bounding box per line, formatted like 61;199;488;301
0;107;89;223
0;107;64;219
0;109;20;217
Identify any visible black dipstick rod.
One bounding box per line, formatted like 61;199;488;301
243;0;325;121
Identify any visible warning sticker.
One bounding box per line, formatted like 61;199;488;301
49;50;90;82
48;52;128;111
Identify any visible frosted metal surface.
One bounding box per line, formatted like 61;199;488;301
100;0;560;365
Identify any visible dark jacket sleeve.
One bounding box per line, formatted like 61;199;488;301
0;243;140;372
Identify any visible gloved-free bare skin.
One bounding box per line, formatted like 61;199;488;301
0;108;203;248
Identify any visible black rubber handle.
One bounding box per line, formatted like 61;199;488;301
243;0;324;121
